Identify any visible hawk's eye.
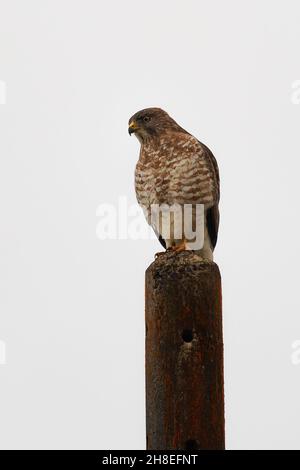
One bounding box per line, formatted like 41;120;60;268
143;115;151;122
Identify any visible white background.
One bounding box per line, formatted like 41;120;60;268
0;0;300;450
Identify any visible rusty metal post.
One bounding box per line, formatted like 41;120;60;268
145;251;225;450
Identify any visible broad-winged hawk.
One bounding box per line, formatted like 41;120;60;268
129;108;220;260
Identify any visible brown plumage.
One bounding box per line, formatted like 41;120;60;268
128;107;220;260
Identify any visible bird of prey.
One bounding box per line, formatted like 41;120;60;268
128;108;220;260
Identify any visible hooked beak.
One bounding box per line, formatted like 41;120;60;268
128;120;139;136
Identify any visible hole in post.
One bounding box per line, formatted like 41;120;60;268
185;439;199;450
182;329;193;343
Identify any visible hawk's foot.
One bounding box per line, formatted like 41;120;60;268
172;241;187;253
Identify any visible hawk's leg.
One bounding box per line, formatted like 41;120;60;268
188;227;214;261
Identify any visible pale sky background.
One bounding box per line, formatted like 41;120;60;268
0;0;300;450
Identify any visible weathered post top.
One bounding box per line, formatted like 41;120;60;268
145;251;225;450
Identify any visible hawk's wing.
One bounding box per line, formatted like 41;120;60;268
198;141;220;249
158;234;167;249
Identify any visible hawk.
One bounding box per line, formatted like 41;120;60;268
128;108;220;260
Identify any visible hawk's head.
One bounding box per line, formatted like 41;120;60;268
128;108;185;143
